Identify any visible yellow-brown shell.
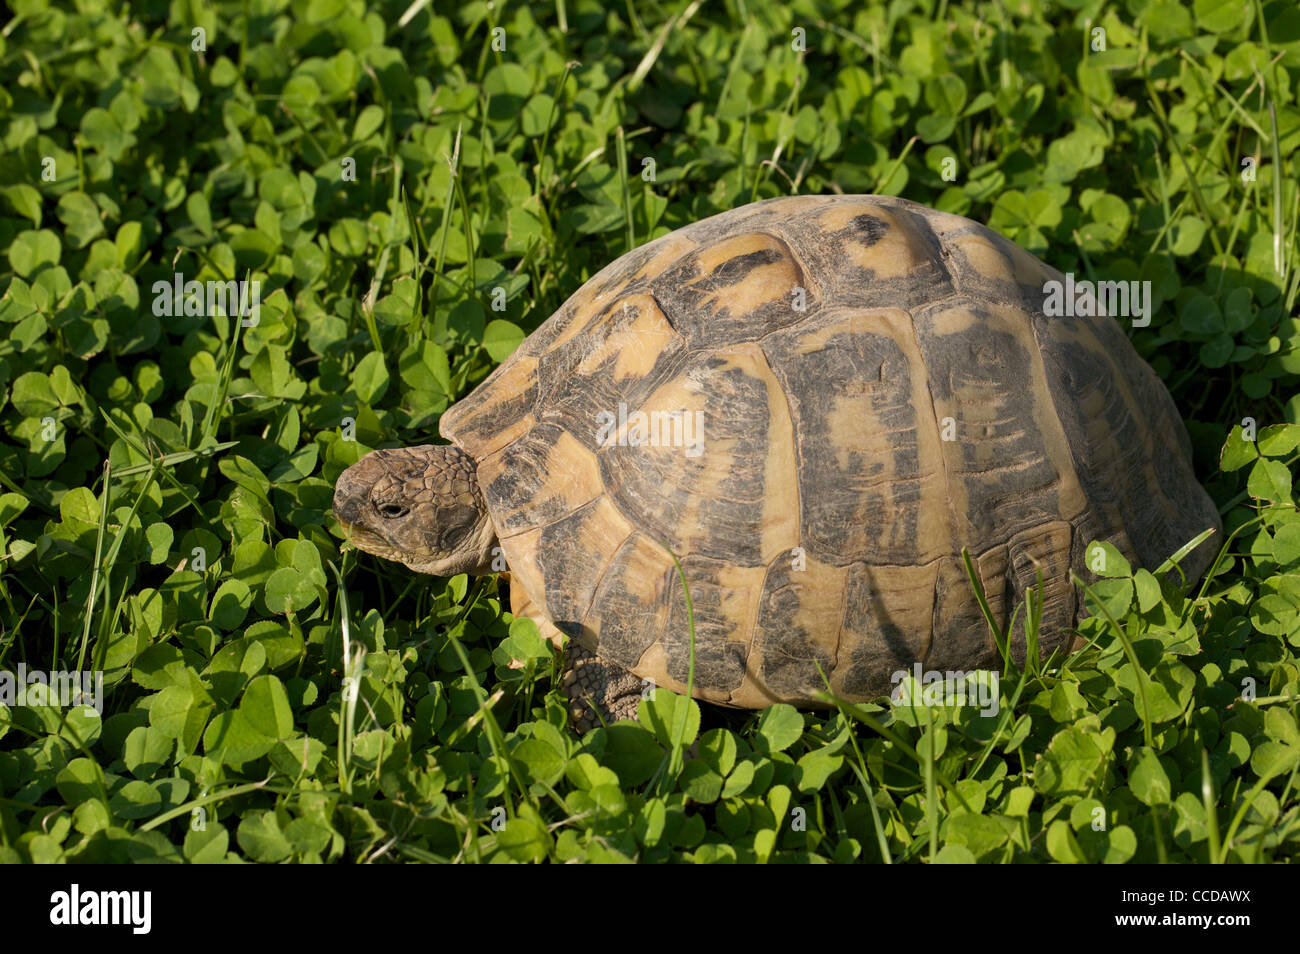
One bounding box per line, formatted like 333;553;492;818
440;195;1220;708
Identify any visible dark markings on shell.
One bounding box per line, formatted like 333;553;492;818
927;217;1050;311
753;559;836;699
586;534;670;671
536;498;619;639
970;521;1077;666
650;233;814;345
1035;312;1217;581
1081;315;1218;577
927;557;998;672
762;319;922;566
535;309;691;455
912;301;1066;544
598;357;771;567
836;563;933;697
662;558;749;693
697;248;787;289
848;214;888;246
1006;522;1077;658
517;237;674;360
773;203;956;312
439;362;537;452
481;423;576;534
543;365;682;456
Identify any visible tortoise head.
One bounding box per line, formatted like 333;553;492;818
332;444;498;577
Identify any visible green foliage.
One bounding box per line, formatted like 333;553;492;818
0;0;1297;863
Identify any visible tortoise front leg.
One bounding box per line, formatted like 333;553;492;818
560;642;645;733
505;578;643;732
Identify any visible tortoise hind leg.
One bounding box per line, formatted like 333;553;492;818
561;642;645;732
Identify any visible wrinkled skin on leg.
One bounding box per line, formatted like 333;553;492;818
507;579;643;731
560;642;646;732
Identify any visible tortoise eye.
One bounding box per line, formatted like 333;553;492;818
376;503;409;519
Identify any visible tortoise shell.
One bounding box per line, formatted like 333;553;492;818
440;195;1221;708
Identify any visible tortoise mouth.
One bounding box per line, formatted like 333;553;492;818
336;519;446;575
336;519;395;559
332;475;394;553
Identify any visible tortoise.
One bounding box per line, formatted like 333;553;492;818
332;194;1221;731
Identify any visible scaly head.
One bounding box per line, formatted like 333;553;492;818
332;444;497;576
